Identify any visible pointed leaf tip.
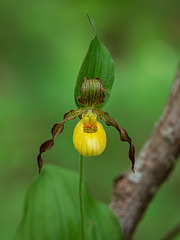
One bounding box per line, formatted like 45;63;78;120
87;12;96;35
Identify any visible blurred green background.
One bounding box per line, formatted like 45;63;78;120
1;0;180;239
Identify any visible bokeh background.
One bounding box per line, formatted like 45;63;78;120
1;0;180;239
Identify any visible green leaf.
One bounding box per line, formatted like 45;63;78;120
15;165;124;240
75;35;114;109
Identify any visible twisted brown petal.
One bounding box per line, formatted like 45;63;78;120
93;108;135;172
37;108;86;174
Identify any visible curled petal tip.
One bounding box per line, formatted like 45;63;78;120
37;139;54;174
37;154;43;174
130;144;135;173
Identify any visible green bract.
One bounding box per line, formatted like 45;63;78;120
74;35;114;109
15;165;125;240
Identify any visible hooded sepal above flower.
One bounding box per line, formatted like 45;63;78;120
93;108;135;173
37;108;86;174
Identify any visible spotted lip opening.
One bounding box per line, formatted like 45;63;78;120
83;115;98;133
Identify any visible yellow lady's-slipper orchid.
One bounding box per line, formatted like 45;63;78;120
37;77;135;174
73;110;106;157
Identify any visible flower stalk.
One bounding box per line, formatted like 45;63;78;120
79;154;85;240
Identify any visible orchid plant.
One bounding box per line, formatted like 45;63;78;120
36;14;135;240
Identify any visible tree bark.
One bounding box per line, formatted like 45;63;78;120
110;65;180;240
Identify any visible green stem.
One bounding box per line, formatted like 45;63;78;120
79;154;85;240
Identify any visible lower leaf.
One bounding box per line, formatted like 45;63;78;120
15;165;124;240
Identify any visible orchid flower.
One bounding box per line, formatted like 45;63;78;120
37;76;135;174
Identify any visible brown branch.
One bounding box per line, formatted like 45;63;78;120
110;65;180;240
